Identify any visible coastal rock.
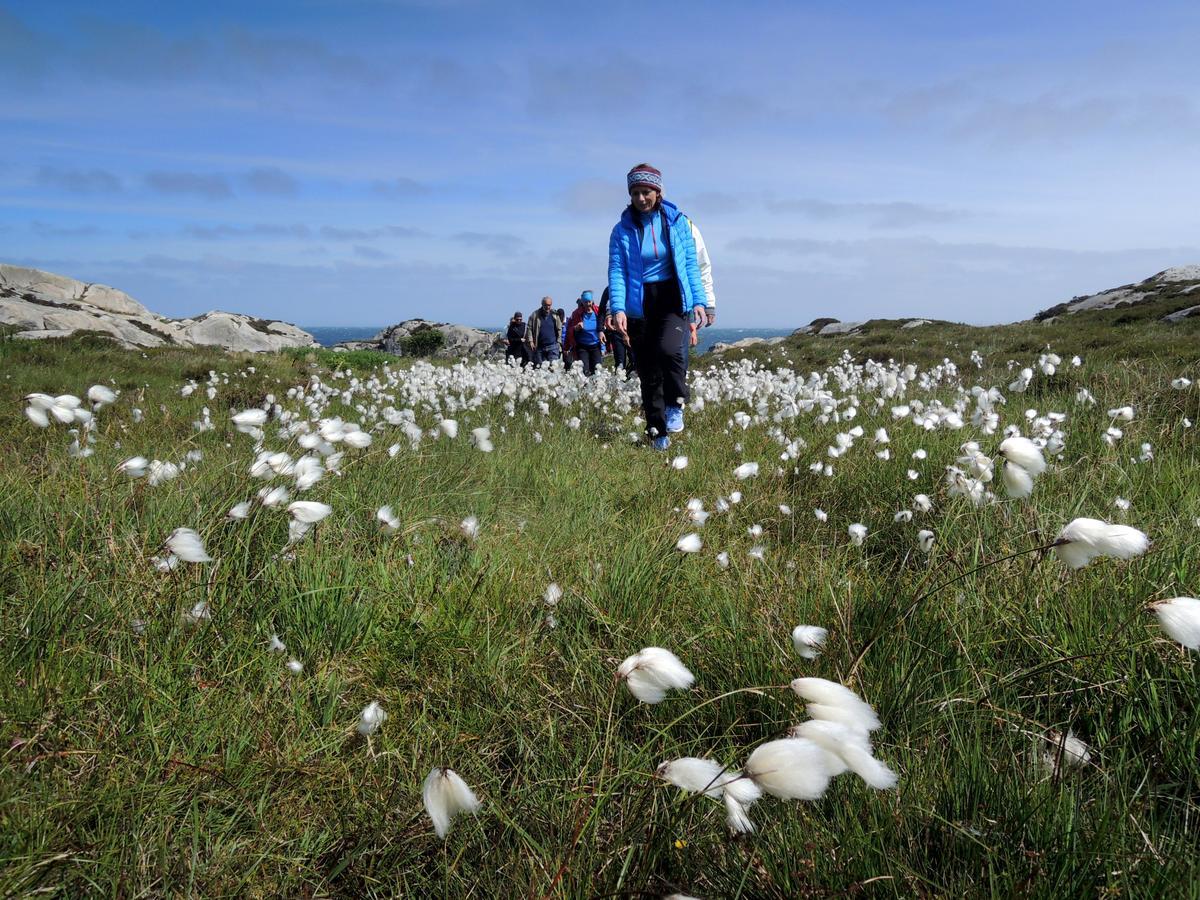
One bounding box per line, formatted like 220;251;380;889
0;264;317;352
901;318;932;329
1162;304;1200;324
709;336;787;354
817;320;865;335
1034;265;1200;321
340;318;503;358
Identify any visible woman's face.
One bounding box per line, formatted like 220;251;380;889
630;186;659;213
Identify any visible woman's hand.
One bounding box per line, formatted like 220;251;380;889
606;312;629;343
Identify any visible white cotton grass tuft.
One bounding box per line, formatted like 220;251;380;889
733;462;759;480
617;647;695;704
438;418;459;439
1149;597;1200;650
1052;518;1150;569
286;658;303;674
998;436;1046;476
471;427;493;452
790;677;882;734
377;505;401;532
676;533;703;553
716;551;730;569
791;625;828;660
288;500;332;524
788;719;899;790
670;455;688;470
166;527;211;563
182;601;211;626
1039;730;1092;775
848;523;867;546
917;529;935;553
422;767;482;839
357;701;388;735
267;633;286;654
744;738;836;800
227;501;253;520
655;757;762;834
117;456;149;477
460;515;480;540
1000;460;1035;499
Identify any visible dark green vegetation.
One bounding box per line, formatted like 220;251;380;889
1;313;1198;898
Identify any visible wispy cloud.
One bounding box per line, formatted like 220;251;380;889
242;166;299;196
371;177;431;199
36;166;123;193
145;171;233;199
764;198;970;229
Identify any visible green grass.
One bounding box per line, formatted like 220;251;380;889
1;319;1198;898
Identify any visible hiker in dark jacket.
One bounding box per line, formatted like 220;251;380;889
525;296;564;366
505;311;529;367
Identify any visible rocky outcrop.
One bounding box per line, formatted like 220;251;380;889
0;264;317;352
335;319;503;358
1034;265;1200;323
709;335;788;354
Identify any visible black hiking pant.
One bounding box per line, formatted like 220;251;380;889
628;279;689;437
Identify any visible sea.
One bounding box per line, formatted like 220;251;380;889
305;325;794;355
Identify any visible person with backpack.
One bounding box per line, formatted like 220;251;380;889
565;290;604;376
525;296;564;367
605;163;706;450
505;311;529;367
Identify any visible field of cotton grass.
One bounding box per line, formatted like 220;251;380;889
1;319;1199;897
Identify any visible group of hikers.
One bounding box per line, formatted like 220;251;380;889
504;163;717;450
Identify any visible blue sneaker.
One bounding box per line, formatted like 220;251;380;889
665;405;685;433
651;435;671;451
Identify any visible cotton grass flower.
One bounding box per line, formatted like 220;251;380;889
917;529;935;553
998;436;1046;476
671;455;688;470
744;738;836;800
288;500;332;524
357;701;388;735
422;767;481;839
182;601;211;626
791;625;828;660
655;757;762;834
787;719;898;789
848;523;867;546
117;456;149;477
471;427;494;452
227;501;252;520
1052;518;1149;569
733;462;759;480
790;677;882;734
1149;597;1200;650
543;582;563;607
617;647;695;704
166;527;211;563
286;658;303;674
377;505;401;532
716;551;730;569
460;515;480;540
676;533;703;553
267;634;286;654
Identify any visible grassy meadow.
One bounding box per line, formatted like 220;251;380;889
1;312;1199;898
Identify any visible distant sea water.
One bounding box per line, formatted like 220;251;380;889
304;325;795;355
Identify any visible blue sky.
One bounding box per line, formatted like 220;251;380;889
3;0;1199;327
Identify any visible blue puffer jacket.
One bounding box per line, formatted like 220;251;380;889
607;199;706;319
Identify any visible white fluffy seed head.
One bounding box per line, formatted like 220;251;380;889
676;533;702;553
617;647;695;704
358;701;388;735
1053;518;1150;569
422;767;481;839
288;501;332;524
790;677;882;733
745;738;836;800
1001;460;1035;499
998;436;1046;476
166;527;211;563
791;625;828;660
1150;597;1200;650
